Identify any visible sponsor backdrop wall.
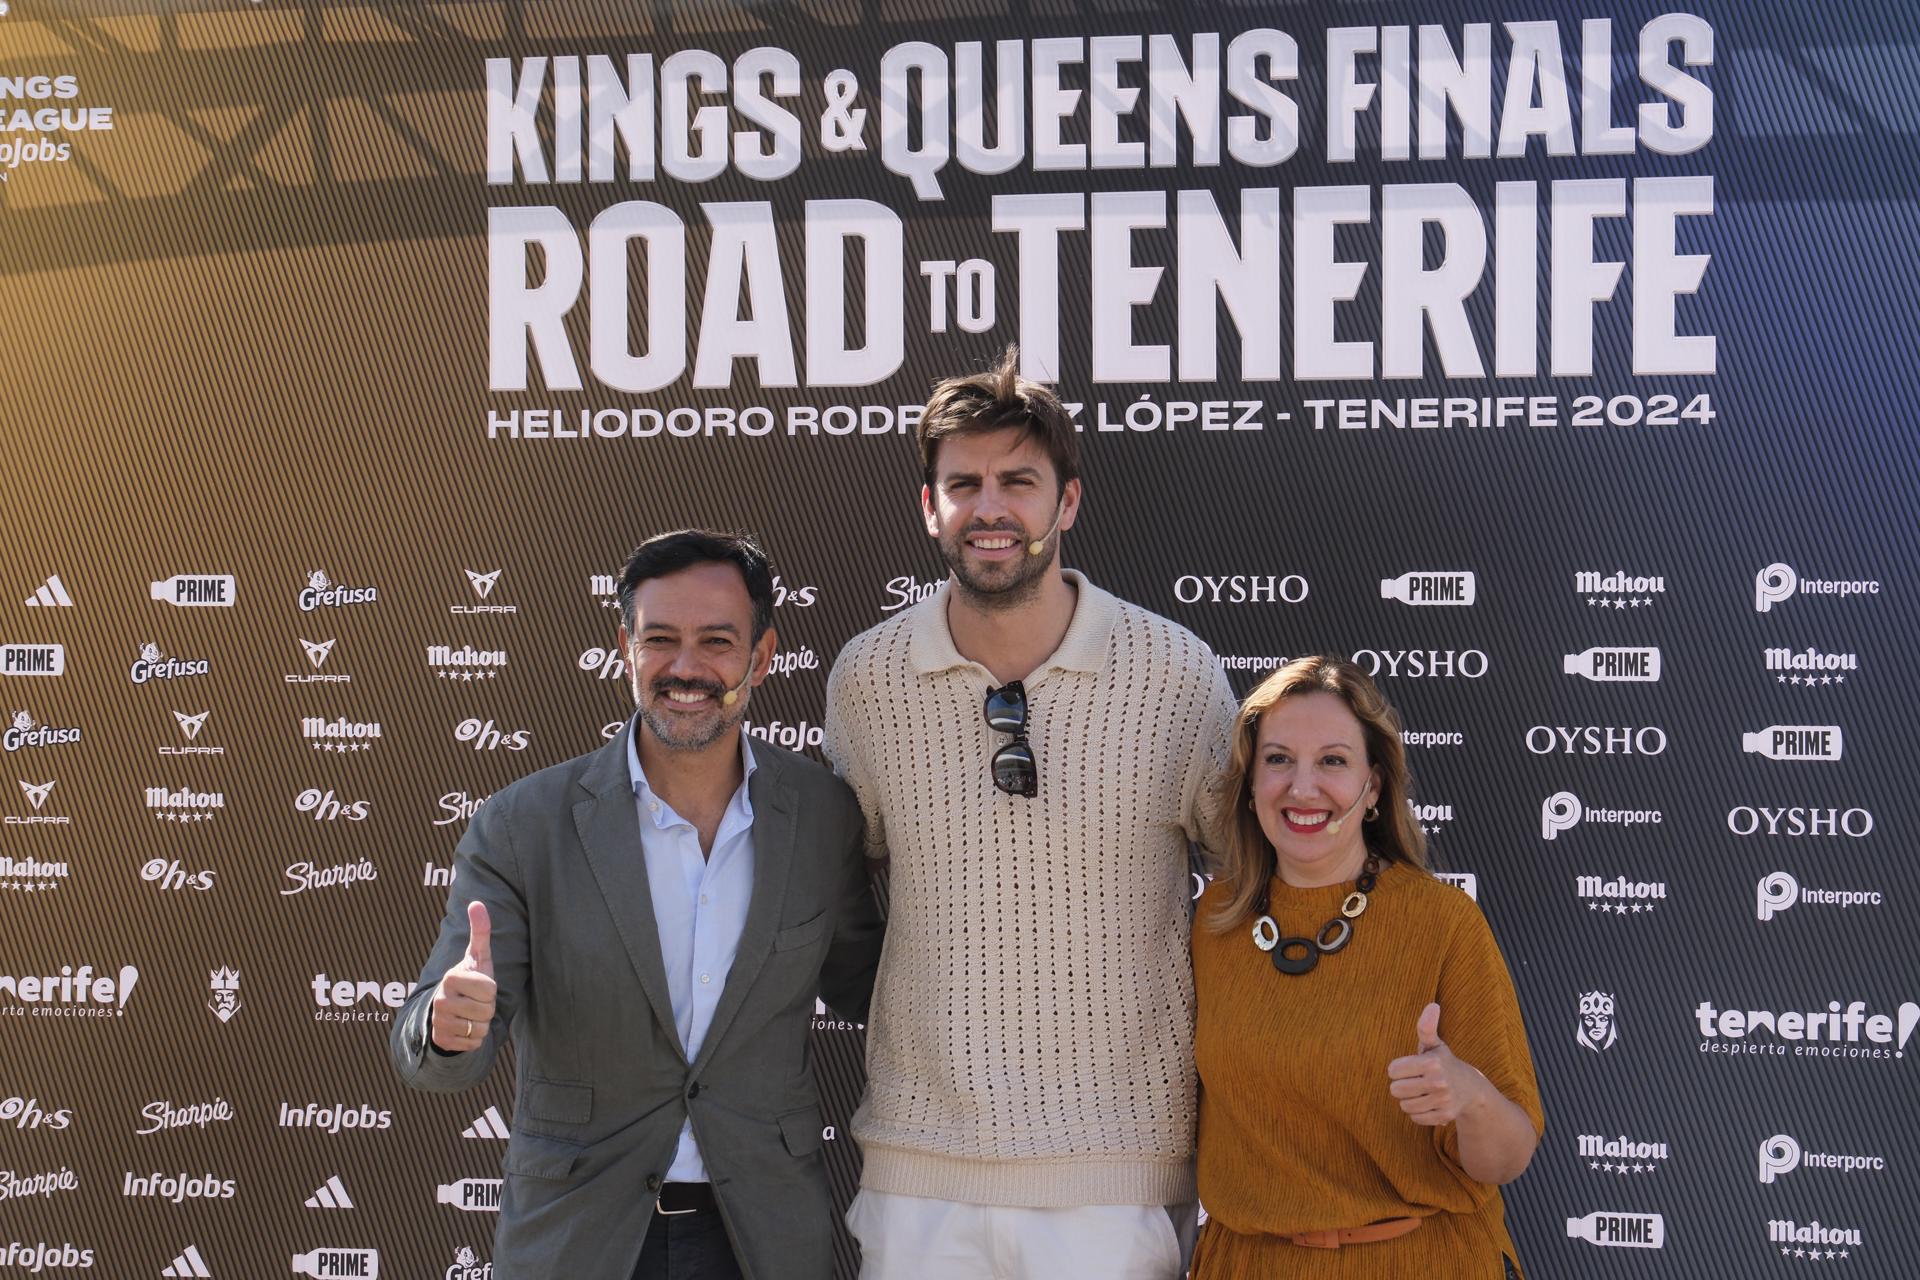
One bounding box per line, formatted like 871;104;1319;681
1;0;1915;1276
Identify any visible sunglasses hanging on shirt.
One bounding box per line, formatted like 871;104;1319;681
984;681;1038;798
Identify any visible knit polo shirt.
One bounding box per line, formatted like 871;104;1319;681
823;570;1239;1207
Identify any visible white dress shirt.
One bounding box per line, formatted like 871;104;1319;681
626;721;758;1184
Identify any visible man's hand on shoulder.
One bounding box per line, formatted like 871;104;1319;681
431;901;497;1054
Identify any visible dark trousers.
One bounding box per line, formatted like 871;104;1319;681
632;1207;745;1280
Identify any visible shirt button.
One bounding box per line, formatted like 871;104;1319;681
645;1173;663;1192
648;801;660;813
699;894;709;905
699;973;711;985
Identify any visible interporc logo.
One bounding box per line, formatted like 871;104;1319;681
1578;1132;1669;1175
1541;792;1661;840
1755;563;1881;613
1577;991;1620;1052
298;570;378;612
0;644;64;677
1757;1133;1887;1185
1756;871;1883;922
1742;725;1843;762
150;575;234;608
1576;876;1666;916
129;642;210;685
1379;571;1474;606
4;710;79;752
1575;569;1664;609
1696;997;1920;1061
453;569;516;616
1566;1211;1663;1249
1562;646;1660;682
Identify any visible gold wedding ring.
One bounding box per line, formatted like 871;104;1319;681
463;1017;473;1038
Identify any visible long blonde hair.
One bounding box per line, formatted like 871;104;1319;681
1206;655;1428;932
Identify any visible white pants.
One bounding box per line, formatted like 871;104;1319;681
848;1188;1195;1280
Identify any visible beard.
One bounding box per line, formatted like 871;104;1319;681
936;519;1058;611
633;673;748;752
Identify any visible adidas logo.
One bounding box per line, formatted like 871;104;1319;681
24;574;73;608
162;1244;212;1277
303;1174;354;1209
462;1106;510;1140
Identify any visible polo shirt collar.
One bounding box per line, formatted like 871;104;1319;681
907;568;1115;677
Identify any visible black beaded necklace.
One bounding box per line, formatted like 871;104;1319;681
1250;855;1381;975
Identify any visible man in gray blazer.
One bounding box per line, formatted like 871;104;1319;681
392;530;885;1280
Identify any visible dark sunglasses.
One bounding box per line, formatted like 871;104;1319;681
984;681;1037;798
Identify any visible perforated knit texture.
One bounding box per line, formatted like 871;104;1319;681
824;572;1239;1207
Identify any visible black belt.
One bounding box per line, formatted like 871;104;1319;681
656;1182;717;1215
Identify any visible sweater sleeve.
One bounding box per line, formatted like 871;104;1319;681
1180;657;1241;861
823;647;888;859
1431;901;1546;1177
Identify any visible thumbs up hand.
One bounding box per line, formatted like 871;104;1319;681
431;901;498;1053
1386;1002;1485;1126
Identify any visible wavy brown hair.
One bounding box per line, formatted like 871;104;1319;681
1206;655;1429;932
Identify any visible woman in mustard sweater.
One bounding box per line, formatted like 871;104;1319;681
1191;656;1543;1278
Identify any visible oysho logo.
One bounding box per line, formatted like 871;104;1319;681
1695;998;1920;1060
1728;805;1872;838
428;645;506;681
147;786;223;824
1;1095;73;1132
767;646;820;678
0;644;64;677
454;719;529;752
129;643;210;685
276;1102;392;1134
1525;726;1667;756
303;717;380;754
1755;563;1881;613
206;967;240;1024
150;574;235;608
298;570;378;612
4;711;79;752
295;789;370;822
1576;875;1666;915
1742;725;1843;762
435;1179;502;1212
1563;646;1660;682
1578;1132;1669;1175
0;1243;94;1271
1542;792;1661;840
0;964;138;1015
282;858;378;897
1351;649;1487;679
453;569;515;615
1757;871;1884;922
1577;991;1620;1051
288;638;351;685
1174;574;1309;605
1566;1211;1663;1249
772;576;817;607
139;858;214;893
1758;1133;1886;1185
0;1167;77;1203
1380;571;1475;606
136;1098;232;1136
0;854;68;893
121;1171;236;1202
311;975;415;1023
881;573;942;612
1576;569;1664;608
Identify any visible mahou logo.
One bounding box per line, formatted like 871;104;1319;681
147;786;224;824
428;645;506;681
1767;1219;1863;1260
4;710;80;753
303;717;381;754
1767;646;1859;688
1576;875;1666;916
298;570;378;612
1;852;69;892
1577;991;1620;1052
1575;569;1664;608
1695;998;1920;1060
129;642;210;685
1579;1132;1670;1175
590;573;620;609
1755;562;1881;613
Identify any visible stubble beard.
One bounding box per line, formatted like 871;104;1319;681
938;524;1056;613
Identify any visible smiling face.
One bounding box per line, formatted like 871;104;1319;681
1251;692;1383;888
922;427;1080;609
617;561;774;753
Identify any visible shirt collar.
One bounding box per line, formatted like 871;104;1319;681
626;717;758;827
907;568;1116;678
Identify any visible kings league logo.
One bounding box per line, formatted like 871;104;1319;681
1577;991;1620;1052
207;967;240;1023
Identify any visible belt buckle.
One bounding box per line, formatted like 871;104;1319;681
655;1186;698;1217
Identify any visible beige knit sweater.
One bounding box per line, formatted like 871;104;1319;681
823;571;1239;1207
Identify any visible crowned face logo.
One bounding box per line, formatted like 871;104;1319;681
207;967;240;1023
1578;991;1619;1051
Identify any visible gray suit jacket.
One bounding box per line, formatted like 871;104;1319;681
391;723;885;1280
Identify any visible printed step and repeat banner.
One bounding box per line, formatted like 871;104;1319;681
2;0;1916;1276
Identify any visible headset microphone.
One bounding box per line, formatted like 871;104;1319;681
719;666;754;707
1028;501;1066;557
1324;790;1373;837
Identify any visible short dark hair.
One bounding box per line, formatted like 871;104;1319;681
918;345;1080;494
617;530;774;641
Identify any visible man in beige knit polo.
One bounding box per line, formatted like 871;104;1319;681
824;348;1239;1278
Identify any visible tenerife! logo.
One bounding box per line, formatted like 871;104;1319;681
150;574;235;608
1695;998;1920;1060
130;643;210;685
147;787;223;824
303;717;380;754
1757;1133;1886;1185
1742;725;1843;762
0;1095;73;1132
9;778;67;826
297;570;378;612
1767;1220;1862;1261
1525;726;1666;755
1579;1132;1669;1175
1566;1211;1663;1249
1755;563;1881;613
277;1102;392;1133
0;963;139;1014
5;710;80;752
1728;805;1872;838
454;719;529;752
137;1098;233;1137
140;857;214;893
436;1179;502;1212
1577;992;1620;1052
1379;571;1474;606
295;789;370;822
1;644;65;677
428;645;506;681
22;574;72;608
454;569;516;616
287;638;350;685
1575;569;1663;609
1563;646;1660;682
882;574;942;612
1756;871;1883;922
1174;574;1309;605
162;710;221;757
1576;876;1666;916
1768;645;1859;688
1;853;68;893
1541;792;1661;840
206;968;240;1023
311;975;415;1023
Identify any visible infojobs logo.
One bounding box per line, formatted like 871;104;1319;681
1579;1132;1670;1175
129;642;210;685
1695;998;1920;1061
1757;1133;1887;1185
1742;725;1842;762
1563;647;1660;682
1379;571;1474;606
1542;792;1662;840
453;569;515;616
1577;991;1620;1052
1756;871;1884;922
1576;569;1664;609
1174;574;1309;605
4;710;79;752
297;570;378;612
1755;563;1881;613
0;643;65;677
277;1102;392;1134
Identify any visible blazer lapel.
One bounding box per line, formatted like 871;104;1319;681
572;721;686;1063
690;752;796;1076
